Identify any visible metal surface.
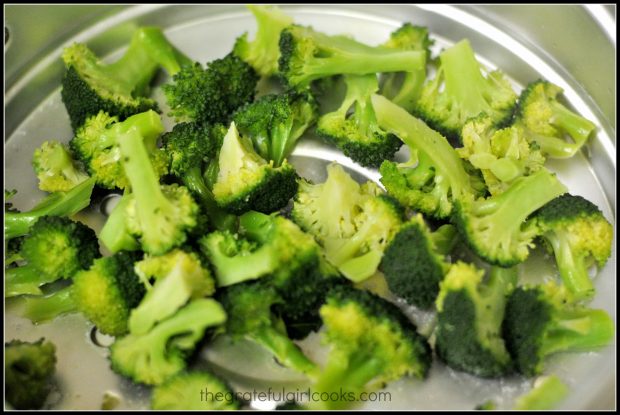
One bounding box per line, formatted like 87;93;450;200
4;5;616;410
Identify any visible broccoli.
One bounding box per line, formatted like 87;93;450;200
69;109;167;190
98;193;140;253
514;80;596;159
452;169;567;266
513;375;568;410
316;74;402;168
380;23;434;112
4;176;96;240
20;285;77;323
110;298;227;385
435;262;517;377
371;93;479;219
380;214;455;308
233;91;318;167
457;115;545;195
278;24;426;90
32;140;90;193
233;5;294;77
211;122;298;214
163;53;259;125
61;27;191;131
5;216;100;297
415;39;517;142
311;285;431;410
502;282;614;377
5;338;57;410
151;371;241;410
532;193;613;300
129;249;216;335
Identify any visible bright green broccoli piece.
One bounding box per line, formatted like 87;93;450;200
514;375;568;410
415;39;517;142
234;91;318;167
233;5;294;77
514;80;596;159
435;262;517;377
211;122;298;214
32;140;90;193
452;169;567;266
20;285;77;323
316;74;402;168
532;193;613;300
98;193;140;253
110;298;227;385
372;93;479;219
278;24;425;90
503;282;614;377
151;371;241;410
163;53;259;125
5;338;57;410
61;27;191;131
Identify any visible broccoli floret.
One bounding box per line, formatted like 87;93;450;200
72;251;145;336
211;122;298;214
316;74;402;168
6;216;100;297
163;53;259;124
4;176;96;240
32;141;90;193
380;23;434;112
513;375;568;410
514;80;596;159
5;338;57;410
278;24;426;90
69;110;167;190
110;298;226;385
61;27;191;131
380;214;455;308
129;249;215;335
233;5;294;77
435;262;517;377
234;91;318;167
415;39;517;143
532;193;613;300
457;115;545;195
452;169;567;266
503;282;614;377
372;93;479;219
311;285;431;409
151;371;241;410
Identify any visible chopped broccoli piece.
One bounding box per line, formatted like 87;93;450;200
32;141;90;193
98;193;140;253
513;375;568;410
21;285;77;323
151;371;241;410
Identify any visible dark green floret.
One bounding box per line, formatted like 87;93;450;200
151;371;241;410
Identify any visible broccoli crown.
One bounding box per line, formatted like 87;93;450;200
435;262;516;377
531;193;613;300
415;39;517;142
5;338;57;410
233;5;294;77
317;74;402;168
212;122;298;214
278;24;425;90
502;282;614;377
163;53;259;125
515;80;596;159
72;251;145;336
452;169;567;266
129;249;216;335
234;91;318;167
32;140;90;193
110;298;227;385
151;371;241;410
380;214;450;309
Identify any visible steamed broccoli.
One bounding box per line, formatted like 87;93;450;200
514;80;596;159
513;375;568;410
452;169;567;266
233;5;294;77
61;27;191;130
415;39;517;142
5;339;57;410
20;286;77;323
163;53;259;125
98;193;140;253
503;282;614;377
32;141;90;193
151;371;241;410
316;74;402;168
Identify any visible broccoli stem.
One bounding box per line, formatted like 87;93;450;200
253;328;318;378
106;110;164;152
541;308;614;356
131;27;192;76
5;266;58;297
99;194;140;253
549;100;596;145
183;167;237;232
21;285;77;323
